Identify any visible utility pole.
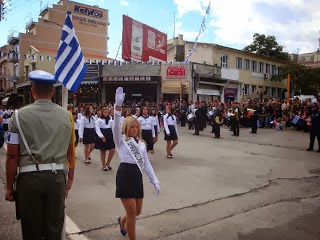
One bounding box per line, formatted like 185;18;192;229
287;73;291;101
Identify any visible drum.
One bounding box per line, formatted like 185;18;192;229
207;110;214;118
187;113;196;122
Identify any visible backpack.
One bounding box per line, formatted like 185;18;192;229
0;124;4;148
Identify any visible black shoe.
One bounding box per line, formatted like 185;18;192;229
193;133;199;135
306;148;313;151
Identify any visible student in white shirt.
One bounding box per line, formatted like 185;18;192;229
113;87;160;240
95;107;115;171
121;108;132;127
79;105;96;164
138;106;155;153
150;107;160;153
163;105;179;158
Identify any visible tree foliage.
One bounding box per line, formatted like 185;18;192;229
278;63;320;95
244;33;290;61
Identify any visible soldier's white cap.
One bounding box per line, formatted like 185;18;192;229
28;70;57;83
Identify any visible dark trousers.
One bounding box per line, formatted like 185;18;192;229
180;114;187;127
212;124;220;138
188;120;194;129
75;129;79;147
194;120;200;135
232;123;240;136
199;118;204;131
17;171;66;240
251;124;257;133
309;129;320;149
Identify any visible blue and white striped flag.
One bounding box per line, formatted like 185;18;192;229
55;11;87;92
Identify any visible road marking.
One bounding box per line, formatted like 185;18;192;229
2;144;91;240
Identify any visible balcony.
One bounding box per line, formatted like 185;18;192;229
8;53;19;63
7;31;19;45
39;3;49;17
26;18;36;30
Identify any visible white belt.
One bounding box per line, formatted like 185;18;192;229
19;163;64;173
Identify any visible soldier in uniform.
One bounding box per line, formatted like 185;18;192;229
5;70;75;240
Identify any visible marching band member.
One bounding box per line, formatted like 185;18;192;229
193;102;200;135
113;87;160;240
212;108;223;139
187;101;194;130
79;105;96;164
150;107;161;153
95;107;115;171
138;107;156;153
164;105;179;158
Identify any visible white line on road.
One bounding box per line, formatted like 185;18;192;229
2;144;91;240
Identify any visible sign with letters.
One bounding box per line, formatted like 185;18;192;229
103;76;152;82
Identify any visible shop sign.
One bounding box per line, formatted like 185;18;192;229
224;88;237;95
251;72;264;78
103;76;152;82
166;66;186;78
72;15;107;27
74;5;103;18
197;89;220;96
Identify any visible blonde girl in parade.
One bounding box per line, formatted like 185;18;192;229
138;106;156;153
95;107;115;171
164;105;179;158
79;105;96;164
113;87;160;240
150;107;160;153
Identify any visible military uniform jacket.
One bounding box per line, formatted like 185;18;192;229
8;100;72;167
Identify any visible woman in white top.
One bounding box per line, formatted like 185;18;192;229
79;105;96;164
121;108;132;127
150;107;160;153
113;87;160;240
137;107;155;153
95;107;115;171
163;105;179;158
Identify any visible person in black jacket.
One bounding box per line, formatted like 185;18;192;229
193;102;200;135
306;105;320;152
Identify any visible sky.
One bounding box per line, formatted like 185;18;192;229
0;0;319;59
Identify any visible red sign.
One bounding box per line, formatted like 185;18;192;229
122;15;167;62
224;88;237;95
166;66;186;78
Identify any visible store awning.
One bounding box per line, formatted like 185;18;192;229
54;80;99;87
199;81;225;87
2;97;9;106
162;81;190;94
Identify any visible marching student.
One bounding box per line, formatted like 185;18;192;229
150;107;160;153
95;107;115;171
113;87;160;240
121;108;132;127
72;109;80;147
79;104;96;164
138;107;156;153
163;105;179;158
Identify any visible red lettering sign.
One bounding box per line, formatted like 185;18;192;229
166;66;186;78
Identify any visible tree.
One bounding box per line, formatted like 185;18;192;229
244;33;290;61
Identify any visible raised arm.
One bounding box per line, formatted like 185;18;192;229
174;116;178;136
112;87;125;148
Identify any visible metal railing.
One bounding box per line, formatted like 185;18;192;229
40;3;49;15
26;18;35;29
7;31;19;42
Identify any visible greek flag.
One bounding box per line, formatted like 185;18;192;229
55;11;87;92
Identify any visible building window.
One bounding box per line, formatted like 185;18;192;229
236;57;242;69
251;60;257;72
13;64;18;76
266;87;270;96
244;59;250;70
221;54;228;68
243;84;249;95
272;87;276;97
278;88;282;98
272;65;277;75
266;64;270;74
252;85;256;93
258;62;264;73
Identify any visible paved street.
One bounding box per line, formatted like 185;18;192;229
1;125;320;240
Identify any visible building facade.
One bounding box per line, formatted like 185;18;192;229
2;0;109;106
167;34;288;102
290;51;320;68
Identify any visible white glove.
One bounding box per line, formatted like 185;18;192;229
153;182;160;197
115;87;125;106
